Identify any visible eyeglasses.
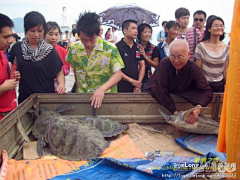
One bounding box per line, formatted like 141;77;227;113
194;18;204;22
169;55;185;61
211;24;225;28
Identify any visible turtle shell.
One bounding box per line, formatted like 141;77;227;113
45;117;109;161
32;104;75;138
32;111;61;138
82;116;128;137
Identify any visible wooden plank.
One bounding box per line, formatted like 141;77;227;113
0;95;36;164
38;93;223;121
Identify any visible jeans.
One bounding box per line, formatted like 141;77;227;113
141;79;149;92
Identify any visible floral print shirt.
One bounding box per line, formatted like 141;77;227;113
66;37;124;93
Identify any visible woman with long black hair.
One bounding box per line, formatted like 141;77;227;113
195;15;229;92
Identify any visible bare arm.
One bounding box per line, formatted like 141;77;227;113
157;39;164;42
0;79;17;96
133;60;145;93
139;45;159;68
144;56;159;68
138;60;145;83
98;70;122;92
121;72;142;88
90;70;122;108
56;70;66;94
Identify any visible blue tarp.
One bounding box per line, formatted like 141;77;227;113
175;134;227;162
50;153;219;180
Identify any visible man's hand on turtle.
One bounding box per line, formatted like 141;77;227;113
185;108;201;124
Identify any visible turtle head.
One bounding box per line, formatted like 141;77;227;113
165;115;177;124
158;108;176;124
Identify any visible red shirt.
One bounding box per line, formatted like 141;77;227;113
54;44;70;75
0;51;17;119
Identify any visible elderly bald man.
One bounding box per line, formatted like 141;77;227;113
146;39;213;124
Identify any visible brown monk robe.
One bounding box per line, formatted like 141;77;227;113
146;39;213;124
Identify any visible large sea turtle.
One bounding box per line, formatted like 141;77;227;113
32;105;109;161
43;116;109;161
32;105;126;160
158;107;219;134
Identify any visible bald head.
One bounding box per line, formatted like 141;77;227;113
169;39;190;70
170;39;189;52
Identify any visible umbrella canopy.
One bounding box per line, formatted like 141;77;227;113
99;3;160;30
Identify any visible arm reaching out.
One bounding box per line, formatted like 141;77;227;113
90;70;122;108
56;70;66;94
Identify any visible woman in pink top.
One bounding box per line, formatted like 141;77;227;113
44;21;70;75
105;28;111;40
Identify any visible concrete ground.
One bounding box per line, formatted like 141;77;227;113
65;70;75;92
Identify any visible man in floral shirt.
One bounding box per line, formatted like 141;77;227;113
66;12;124;108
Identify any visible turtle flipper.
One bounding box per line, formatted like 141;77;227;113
37;136;46;157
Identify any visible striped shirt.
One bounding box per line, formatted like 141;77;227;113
195;42;229;82
177;27;202;61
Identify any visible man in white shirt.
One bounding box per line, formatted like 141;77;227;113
108;27;120;44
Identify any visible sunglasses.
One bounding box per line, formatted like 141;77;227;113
194;18;204;22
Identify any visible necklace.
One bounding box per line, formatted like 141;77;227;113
204;42;223;49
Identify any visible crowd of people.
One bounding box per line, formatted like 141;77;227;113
0;7;229;123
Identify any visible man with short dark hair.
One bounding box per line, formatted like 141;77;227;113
146;39;213;124
72;24;77;30
0;13;20;120
116;20;145;93
66;12;124;108
175;7;202;61
157;21;167;42
193;10;207;36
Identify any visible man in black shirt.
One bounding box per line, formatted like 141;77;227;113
116;20;145;92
